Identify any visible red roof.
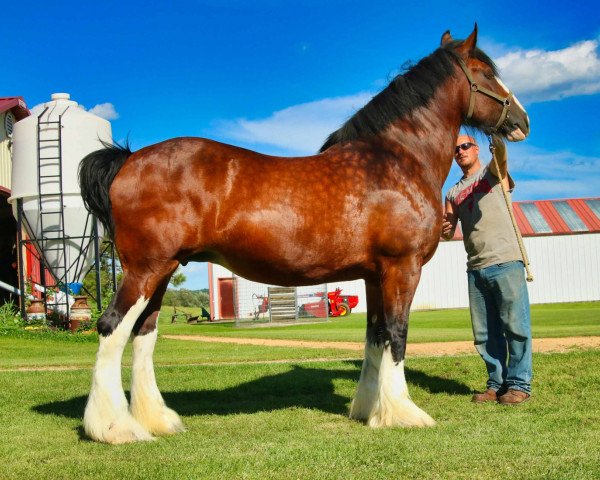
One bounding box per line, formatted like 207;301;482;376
452;197;600;240
0;96;30;120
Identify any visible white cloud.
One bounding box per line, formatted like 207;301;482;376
88;102;119;120
444;143;600;201
496;40;600;102
214;92;373;155
492;144;600;200
516;179;598;199
213;38;600;159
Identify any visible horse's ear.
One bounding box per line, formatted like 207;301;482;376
441;30;453;46
456;24;478;56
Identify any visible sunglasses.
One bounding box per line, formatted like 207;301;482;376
455;142;477;155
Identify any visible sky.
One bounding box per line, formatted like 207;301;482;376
3;1;599;289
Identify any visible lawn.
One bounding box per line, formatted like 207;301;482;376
0;301;598;479
159;301;600;343
1;349;599;479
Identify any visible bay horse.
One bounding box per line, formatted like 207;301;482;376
79;26;529;443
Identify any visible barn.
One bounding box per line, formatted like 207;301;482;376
207;197;600;320
0;97;30;304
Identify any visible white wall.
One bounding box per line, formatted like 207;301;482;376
525;234;600;304
209;233;600;318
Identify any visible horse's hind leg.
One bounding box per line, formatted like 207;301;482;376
83;262;177;444
130;276;185;436
350;261;435;428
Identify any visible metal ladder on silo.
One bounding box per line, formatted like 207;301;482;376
36;106;70;318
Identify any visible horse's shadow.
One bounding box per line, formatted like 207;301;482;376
33;361;470;419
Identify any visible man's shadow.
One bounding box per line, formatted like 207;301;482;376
33;361;470;419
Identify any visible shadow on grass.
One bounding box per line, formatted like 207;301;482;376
33;362;470;420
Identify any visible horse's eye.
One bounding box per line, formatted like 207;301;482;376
484;72;495;80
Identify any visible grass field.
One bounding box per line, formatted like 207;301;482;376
0;301;599;479
160;301;600;342
1;350;599;479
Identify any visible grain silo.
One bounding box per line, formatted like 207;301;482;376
8;93;112;316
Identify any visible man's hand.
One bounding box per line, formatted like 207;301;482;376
442;200;458;240
441;214;455;240
491;134;506;159
490;134;508;181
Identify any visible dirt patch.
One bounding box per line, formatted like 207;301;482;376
162;335;600;356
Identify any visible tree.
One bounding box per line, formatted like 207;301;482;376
170;267;187;288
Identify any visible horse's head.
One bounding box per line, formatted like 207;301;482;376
442;26;529;142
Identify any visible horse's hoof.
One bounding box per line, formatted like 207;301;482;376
365;399;436;428
131;405;186;437
85;413;155;444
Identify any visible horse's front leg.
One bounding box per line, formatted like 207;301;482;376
130;277;185;436
350;260;435;428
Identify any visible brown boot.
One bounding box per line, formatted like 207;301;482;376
471;388;498;403
498;389;530;405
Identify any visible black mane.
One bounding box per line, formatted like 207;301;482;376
319;42;498;152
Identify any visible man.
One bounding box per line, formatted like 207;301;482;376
442;134;532;405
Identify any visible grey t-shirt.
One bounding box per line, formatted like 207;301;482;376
446;164;521;271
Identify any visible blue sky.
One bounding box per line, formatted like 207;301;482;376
4;1;599;289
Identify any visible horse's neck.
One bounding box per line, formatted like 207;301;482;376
383;76;465;191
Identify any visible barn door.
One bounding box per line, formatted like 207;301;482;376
218;277;235;319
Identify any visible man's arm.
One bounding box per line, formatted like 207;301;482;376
442;199;458;240
488;134;511;190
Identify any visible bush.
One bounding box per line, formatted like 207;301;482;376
0;301;23;328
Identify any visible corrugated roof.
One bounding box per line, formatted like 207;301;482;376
451;197;600;240
0;96;30;120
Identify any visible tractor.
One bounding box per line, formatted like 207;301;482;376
299;288;359;318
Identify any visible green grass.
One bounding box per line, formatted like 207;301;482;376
160;301;600;343
1;350;599;479
0;335;358;369
0;301;598;478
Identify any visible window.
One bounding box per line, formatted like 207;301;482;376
520;203;552;233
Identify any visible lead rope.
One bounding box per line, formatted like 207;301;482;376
488;136;534;282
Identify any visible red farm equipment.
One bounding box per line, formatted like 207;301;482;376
300;288;359;318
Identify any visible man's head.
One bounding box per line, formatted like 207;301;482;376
454;134;480;176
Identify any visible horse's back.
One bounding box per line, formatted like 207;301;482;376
110;136;440;284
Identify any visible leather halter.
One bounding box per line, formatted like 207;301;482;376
456;58;513;132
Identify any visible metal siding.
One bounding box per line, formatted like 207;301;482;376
520;203;553;234
0;113;11;191
584;199;600;223
572;199;600;231
525;234;600;303
537;201;569;233
413;240;469;309
513;203;534;235
553;201;588;232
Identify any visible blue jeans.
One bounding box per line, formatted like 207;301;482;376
467;261;532;394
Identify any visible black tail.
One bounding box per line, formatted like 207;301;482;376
78;141;133;240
